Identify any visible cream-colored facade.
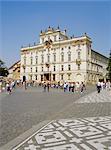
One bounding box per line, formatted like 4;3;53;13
20;27;108;84
8;60;20;80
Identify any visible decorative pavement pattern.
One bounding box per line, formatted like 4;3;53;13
12;116;111;150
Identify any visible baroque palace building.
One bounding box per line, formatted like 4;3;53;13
20;26;108;84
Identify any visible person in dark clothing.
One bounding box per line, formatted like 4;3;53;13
43;82;46;92
47;83;50;92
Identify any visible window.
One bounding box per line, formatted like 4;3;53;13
61;65;64;71
31;67;32;72
61;74;63;80
36;67;37;72
41;75;43;81
68;74;71;80
53;74;55;81
54;65;56;71
35;56;38;64
53;53;56;62
78;51;81;59
42;66;43;72
35;75;37;80
68;52;71;61
61;52;64;62
68;64;71;71
41;55;44;63
68;46;71;49
78;64;80;70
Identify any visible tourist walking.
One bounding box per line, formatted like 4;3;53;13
43;82;47;92
80;82;84;93
6;82;11;94
63;82;67;92
47;82;50;92
96;81;101;93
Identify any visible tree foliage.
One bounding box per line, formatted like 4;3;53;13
0;59;9;77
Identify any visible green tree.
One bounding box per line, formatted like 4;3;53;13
0;59;9;77
106;50;111;81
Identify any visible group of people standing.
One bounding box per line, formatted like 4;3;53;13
63;82;86;93
96;80;111;93
41;81;86;94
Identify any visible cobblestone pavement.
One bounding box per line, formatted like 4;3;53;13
11;90;111;150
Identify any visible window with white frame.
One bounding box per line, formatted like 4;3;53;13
61;52;64;62
61;74;63;80
36;67;37;72
68;52;71;61
53;53;56;62
61;65;64;71
35;75;37;80
54;65;56;71
41;54;44;63
42;66;43;72
35;56;38;64
78;64;80;70
68;64;71;71
68;74;71;80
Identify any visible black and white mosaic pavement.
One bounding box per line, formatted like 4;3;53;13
13;116;111;150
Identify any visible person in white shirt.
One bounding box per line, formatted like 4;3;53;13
97;81;101;93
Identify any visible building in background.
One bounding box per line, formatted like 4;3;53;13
8;60;20;80
20;26;108;84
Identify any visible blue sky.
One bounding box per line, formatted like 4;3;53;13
1;0;111;67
